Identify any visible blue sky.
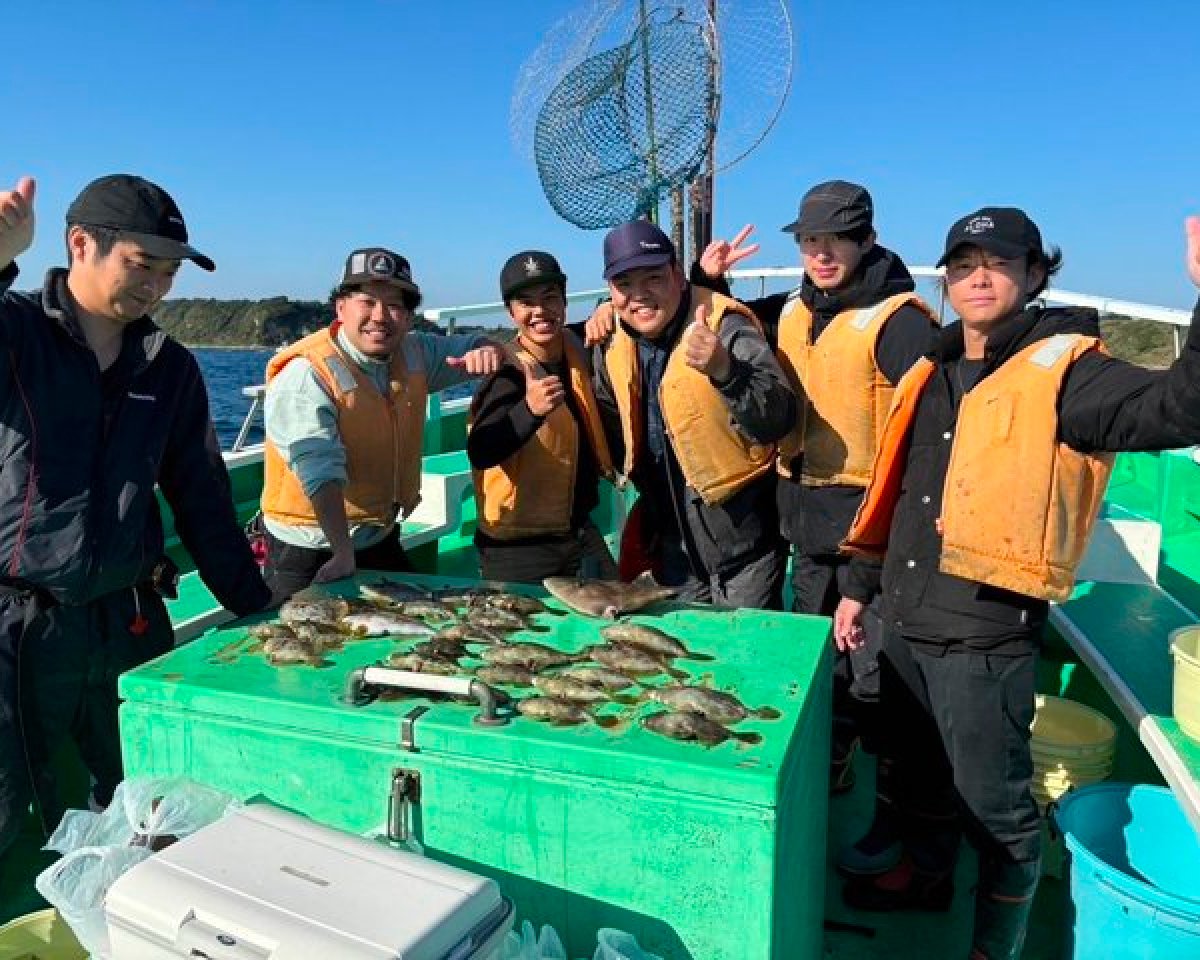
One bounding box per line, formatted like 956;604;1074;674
5;0;1199;313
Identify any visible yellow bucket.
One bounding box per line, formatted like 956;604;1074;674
0;909;85;960
1030;695;1117;808
1170;625;1200;742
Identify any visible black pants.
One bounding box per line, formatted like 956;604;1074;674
263;530;413;604
660;535;787;610
879;629;1041;873
477;521;617;585
0;585;173;857
791;553;883;754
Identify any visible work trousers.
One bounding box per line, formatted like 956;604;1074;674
0;584;173;857
660;536;787;610
790;553;883;756
263;530;413;604
879;629;1042;872
477;521;618;585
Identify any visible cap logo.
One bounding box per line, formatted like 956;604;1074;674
368;252;396;276
524;256;542;277
167;216;184;225
964;215;995;235
639;240;663;251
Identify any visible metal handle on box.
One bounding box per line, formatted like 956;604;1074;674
342;665;511;726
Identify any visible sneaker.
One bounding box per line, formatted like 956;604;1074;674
837;816;904;877
842;858;954;913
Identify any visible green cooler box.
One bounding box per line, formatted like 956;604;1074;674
119;575;832;959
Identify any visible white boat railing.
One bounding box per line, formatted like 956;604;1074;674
228;267;1192;452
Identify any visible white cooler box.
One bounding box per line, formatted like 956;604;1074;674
104;803;514;960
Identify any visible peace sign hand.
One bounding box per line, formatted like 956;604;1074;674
0;177;36;270
699;224;760;280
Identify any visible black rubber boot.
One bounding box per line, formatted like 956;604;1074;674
838;757;903;876
969;857;1040;960
842;856;954;912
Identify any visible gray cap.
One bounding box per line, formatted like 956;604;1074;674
781;180;874;237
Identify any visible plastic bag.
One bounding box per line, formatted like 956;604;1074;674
45;776;237;854
36;776;238;959
593;929;664;960
493;920;569;960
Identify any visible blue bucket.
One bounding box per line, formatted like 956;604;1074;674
1056;783;1200;958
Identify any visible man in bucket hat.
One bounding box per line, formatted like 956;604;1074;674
837;209;1200;959
0;173;271;887
260;246;505;598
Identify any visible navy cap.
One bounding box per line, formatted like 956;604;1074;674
66;173;214;271
340;247;419;296
602;220;676;280
937;207;1045;267
500;250;567;300
781;180;874;237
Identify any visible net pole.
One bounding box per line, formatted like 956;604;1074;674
637;0;660;225
670;185;687;263
690;0;718;252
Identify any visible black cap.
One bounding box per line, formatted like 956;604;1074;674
936;207;1045;267
603;220;675;280
781;180;874;237
340;247;420;296
500;250;567;300
66;174;215;272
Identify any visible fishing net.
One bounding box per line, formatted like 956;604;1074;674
533;12;716;229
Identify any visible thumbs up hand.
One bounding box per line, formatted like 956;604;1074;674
0;177;36;270
683;303;732;382
518;356;566;417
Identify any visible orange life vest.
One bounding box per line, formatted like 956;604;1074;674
775;291;937;484
261;326;428;528
843;333;1113;602
472;333;615;539
603;287;775;506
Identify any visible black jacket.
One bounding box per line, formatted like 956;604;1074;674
882;297;1200;651
0;264;270;614
593;286;795;576
691;246;936;597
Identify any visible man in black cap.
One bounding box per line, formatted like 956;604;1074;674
260;247;505;597
836;208;1200;959
692;181;937;813
0;174;270;881
591;220;796;608
466;251;618;582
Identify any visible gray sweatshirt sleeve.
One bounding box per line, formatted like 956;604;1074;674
413;331;496;393
263;358;348;497
712;314;798;444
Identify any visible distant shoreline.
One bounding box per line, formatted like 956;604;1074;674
184;343;277;351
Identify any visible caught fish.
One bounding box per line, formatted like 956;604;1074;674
341;611;436;638
466;607;535;632
264;633;327;667
280;592;350;627
476;665;537;687
360;578;436;605
533;675;613;704
642;710;761;747
247;622;295;640
384;652;461;675
542;572;675;619
600;623;708;661
433;623;505;646
474;593;549;616
556;665;637;691
481;642;583;670
645;685;781;724
516;697;592;726
395;600;457;621
412;637;470;659
588;644;687;679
